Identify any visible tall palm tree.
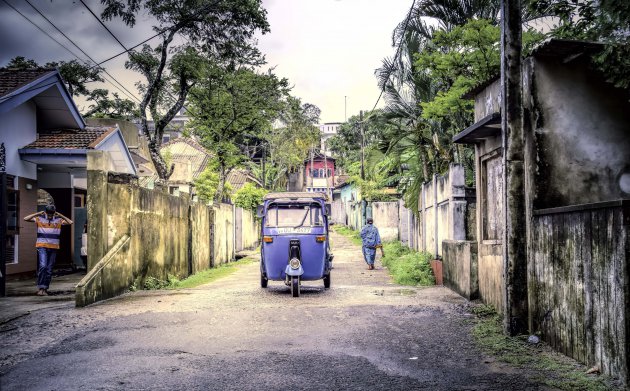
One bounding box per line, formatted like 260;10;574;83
373;0;505;210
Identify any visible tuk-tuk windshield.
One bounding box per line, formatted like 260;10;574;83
265;203;324;228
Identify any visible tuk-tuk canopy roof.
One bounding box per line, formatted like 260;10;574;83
263;192;327;202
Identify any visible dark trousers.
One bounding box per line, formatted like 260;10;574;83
36;248;57;290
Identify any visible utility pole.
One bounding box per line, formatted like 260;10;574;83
261;143;266;190
344;96;347;122
359;111;366;227
324;141;329;198
360;110;365;181
501;0;528;336
310;145;315;191
0;143;6;297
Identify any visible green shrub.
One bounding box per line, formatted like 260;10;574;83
381;242;434;286
234;182;268;211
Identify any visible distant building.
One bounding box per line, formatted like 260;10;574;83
143;107;190;144
318;122;341;155
304;151;335;199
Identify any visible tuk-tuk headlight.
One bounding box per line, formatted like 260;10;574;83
289;257;301;270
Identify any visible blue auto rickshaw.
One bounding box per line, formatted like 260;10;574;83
257;192;333;297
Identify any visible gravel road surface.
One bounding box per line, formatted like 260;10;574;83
0;231;553;390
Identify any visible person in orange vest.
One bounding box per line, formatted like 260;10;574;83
24;205;73;296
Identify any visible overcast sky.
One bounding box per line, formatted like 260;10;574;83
0;0;411;123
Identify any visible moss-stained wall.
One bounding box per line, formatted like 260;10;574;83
525;57;630;209
213;203;235;265
478;243;504;312
442;240;478;300
191;203;213;272
236;207;258;252
529;204;629;384
78;151;241;306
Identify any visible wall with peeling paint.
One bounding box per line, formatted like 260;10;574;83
525;57;630;209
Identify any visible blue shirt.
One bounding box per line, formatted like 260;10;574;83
360;224;381;248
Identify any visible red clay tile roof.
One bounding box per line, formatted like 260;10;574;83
21;126;116;149
0;68;57;98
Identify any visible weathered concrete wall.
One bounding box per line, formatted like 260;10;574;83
331;198;347;226
76;235;131;307
370;202;399;241
191;202;213;272
398;200;412;248
442;240;479;300
78;151;245;306
236;207;258;252
213;203;235;265
478;243;504;312
529;202;629;384
525;57;630;209
419;164;473;257
474;79;501;120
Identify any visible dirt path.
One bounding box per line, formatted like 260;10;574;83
0;231;553;390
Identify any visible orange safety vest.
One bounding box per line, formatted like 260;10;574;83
35;216;63;249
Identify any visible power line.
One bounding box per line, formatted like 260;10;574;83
79;0;195;119
2;1;86;68
369;0;417;114
89;30;165;70
20;0;142;103
2;0;138;103
79;0;128;52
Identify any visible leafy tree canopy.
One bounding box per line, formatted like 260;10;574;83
100;0;270;180
528;0;630;89
188;64;289;202
234;182;268;211
327;111;384;172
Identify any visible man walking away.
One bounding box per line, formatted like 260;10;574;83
24;205;73;296
360;217;383;270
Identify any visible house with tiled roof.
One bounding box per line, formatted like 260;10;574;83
155;137;261;201
0;68;135;283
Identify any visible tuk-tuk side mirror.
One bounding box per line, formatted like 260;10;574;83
325;204;331;216
256;205;264;218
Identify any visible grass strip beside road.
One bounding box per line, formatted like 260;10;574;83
132;257;256;291
333;225;435;286
472;304;619;391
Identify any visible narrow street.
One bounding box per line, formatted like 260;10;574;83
1;231;550;391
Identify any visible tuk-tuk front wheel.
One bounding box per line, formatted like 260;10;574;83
324;273;331;289
291;276;300;297
261;273;268;288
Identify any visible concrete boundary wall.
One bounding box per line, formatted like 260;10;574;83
235;207;258;252
418;164;471;258
77;151;243;307
442;240;479;300
369;202;399;241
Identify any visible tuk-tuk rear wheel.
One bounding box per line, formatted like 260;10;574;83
324;273;331;289
261;273;268;288
291;276;300;297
